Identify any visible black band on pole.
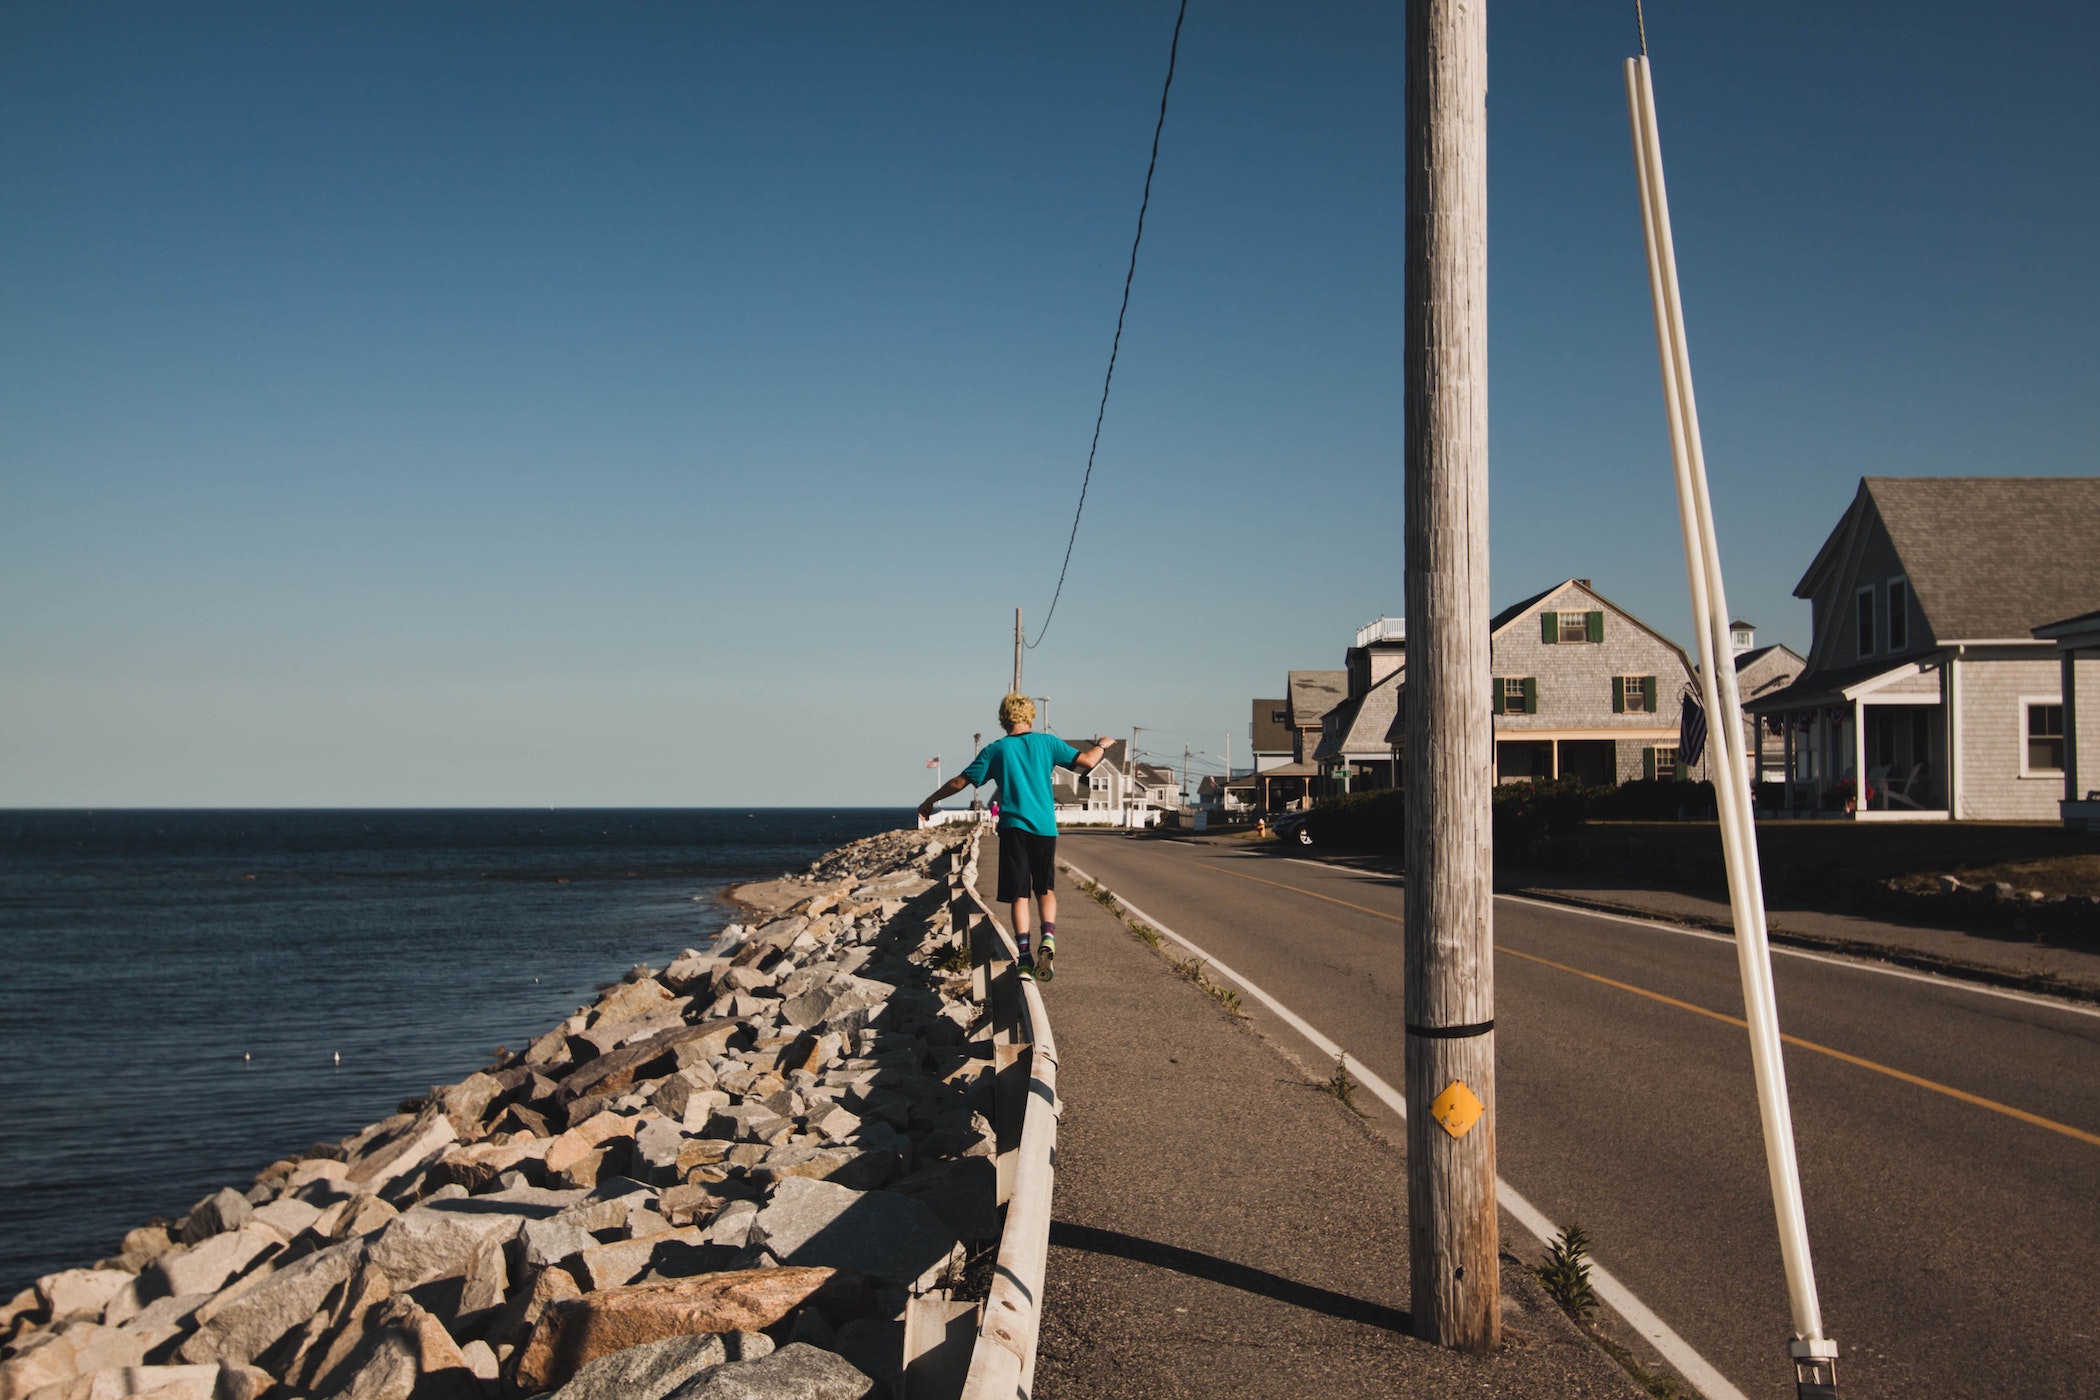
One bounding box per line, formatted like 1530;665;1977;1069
1406;1019;1495;1040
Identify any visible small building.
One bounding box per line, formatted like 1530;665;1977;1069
1746;476;2100;819
1729;623;1806;783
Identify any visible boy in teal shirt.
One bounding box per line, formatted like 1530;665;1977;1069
918;694;1110;979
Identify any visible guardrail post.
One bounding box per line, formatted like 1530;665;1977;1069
991;1041;1029;1206
904;1291;979;1400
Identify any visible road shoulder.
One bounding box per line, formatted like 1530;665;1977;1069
981;850;1644;1398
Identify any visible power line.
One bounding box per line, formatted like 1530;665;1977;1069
1027;0;1190;651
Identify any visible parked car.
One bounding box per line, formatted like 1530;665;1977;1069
1270;810;1315;845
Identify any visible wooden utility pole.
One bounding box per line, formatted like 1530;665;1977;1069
1402;0;1497;1351
1013;608;1023;696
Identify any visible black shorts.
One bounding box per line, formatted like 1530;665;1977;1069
996;828;1057;904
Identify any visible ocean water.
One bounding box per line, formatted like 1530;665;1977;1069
0;808;909;1295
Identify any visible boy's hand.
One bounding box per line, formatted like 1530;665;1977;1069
1094;735;1113;750
916;799;936;822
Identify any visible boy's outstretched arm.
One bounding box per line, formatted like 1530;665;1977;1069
917;774;971;821
1072;737;1114;772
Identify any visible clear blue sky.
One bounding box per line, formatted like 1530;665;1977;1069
4;2;2095;806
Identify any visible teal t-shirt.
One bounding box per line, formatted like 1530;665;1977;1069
960;731;1081;837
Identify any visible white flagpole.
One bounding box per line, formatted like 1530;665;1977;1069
1625;54;1838;1398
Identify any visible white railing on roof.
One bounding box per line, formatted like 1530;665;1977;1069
1354;614;1406;648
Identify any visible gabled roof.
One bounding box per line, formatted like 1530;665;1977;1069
1134;762;1178;788
1488;584;1562;635
1287;670;1348;725
1800;477;2100;641
1490;578;1696;673
1733;643;1800;671
1315;666;1404;759
1743;656;1927;714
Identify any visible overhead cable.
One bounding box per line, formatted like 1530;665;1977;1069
1027;0;1190;650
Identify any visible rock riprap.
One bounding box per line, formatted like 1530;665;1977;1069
1;826;1001;1400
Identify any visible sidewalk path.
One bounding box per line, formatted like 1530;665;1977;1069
974;851;1643;1398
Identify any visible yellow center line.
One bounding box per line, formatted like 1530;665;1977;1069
1191;856;2100;1150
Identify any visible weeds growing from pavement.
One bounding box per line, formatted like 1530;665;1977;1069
1083;877;1234;1009
1539;1224;1597;1320
1536;1226;1690;1399
1318;1053;1364;1115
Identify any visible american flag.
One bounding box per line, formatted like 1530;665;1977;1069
925;756;941;769
1679;692;1708;768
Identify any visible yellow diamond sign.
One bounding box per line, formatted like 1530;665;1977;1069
1430;1079;1484;1139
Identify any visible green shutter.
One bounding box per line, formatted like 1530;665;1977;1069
1492;681;1505;716
1522;677;1537;714
1541;612;1559;644
1644;747;1656;781
1642;676;1657;712
1586;610;1604;642
1612;676;1625;714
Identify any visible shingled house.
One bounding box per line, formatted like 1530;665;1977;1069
1313;616;1408;793
1745;476;2100;820
1442;579;1708;785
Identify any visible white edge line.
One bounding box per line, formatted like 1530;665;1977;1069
1062;857;1752;1400
1270;852;2099;1021
1493;891;2100;1021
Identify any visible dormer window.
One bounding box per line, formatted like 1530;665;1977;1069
1887;577;1909;652
1856;586;1876;658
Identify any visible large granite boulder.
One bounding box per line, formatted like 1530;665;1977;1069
749;1180;957;1289
660;1344;876;1400
542;1332;772;1400
512;1270;855;1394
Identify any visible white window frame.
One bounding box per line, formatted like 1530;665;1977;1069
1620;676;1651;713
1855;585;1876;658
1500;676;1529;713
1558;610;1592;644
1651;745;1680;781
1886;576;1909;652
2019;694;2066;778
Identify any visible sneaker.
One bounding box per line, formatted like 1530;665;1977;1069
1035;933;1056;982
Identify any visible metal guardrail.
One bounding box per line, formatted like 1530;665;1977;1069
914;825;1059;1400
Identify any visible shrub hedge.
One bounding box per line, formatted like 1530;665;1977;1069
1299;777;1717;856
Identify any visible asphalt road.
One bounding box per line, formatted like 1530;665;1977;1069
1056;832;2100;1400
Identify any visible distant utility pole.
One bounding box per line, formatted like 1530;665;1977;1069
1402;0;1497;1352
1013;608;1023;695
1128;726;1142;827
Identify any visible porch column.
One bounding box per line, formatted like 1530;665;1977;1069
1551;740;1561;781
1853;699;1868;817
1755;716;1766;804
2066;648;2081;805
1783;719;1794;814
1944;656;1963;819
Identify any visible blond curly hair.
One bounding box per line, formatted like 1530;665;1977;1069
998;693;1036;732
